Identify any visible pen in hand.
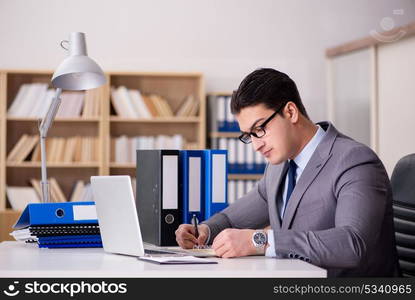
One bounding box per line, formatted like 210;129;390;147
192;214;199;245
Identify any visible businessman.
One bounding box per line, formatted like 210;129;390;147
175;68;399;277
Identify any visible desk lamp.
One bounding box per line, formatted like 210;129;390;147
39;32;106;202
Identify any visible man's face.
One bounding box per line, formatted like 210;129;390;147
236;103;297;165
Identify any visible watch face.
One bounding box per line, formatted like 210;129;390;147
254;232;266;245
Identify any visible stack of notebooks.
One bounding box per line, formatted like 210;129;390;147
10;202;102;248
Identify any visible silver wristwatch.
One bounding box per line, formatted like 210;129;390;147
252;231;267;248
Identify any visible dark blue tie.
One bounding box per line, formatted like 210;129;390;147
283;160;297;215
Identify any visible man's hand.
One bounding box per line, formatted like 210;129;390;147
212;228;262;258
175;223;209;249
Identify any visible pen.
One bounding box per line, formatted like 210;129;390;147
192;214;199;241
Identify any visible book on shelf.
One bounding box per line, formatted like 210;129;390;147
82;88;101;118
30;179;42;199
110;86;136;118
69;180;94;202
5;135;97;164
56;92;84;118
6;186;40;211
208;94;239;132
110;86;180;119
150;95;164;117
227;179;258;204
29;178;96;204
73;136;83;162
188;97;199;117
142;94;158;117
176;95;199;117
7;135;39;163
7;83;30;117
213;137;266;174
62;136;77;163
69;180;85;202
115;135;129;164
151;94;174;117
53;137;66;163
29;177;67;203
31;141;41;162
8;83;49;118
28;88;54;119
26;136;97;164
128;89;151;118
81;137;89;163
112;135;187;164
7;134;29;162
50;178;67;203
7;83;94;119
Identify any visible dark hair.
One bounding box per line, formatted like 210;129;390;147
230;68;309;119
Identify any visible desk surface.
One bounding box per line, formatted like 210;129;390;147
0;242;326;278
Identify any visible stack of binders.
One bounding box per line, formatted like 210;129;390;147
10;202;102;248
136;149;228;246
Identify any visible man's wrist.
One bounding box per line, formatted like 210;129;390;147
252;230;267;255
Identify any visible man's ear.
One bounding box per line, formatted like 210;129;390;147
284;102;299;123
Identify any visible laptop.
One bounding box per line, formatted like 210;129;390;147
91;175;215;257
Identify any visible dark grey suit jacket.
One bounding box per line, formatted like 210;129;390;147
204;122;399;277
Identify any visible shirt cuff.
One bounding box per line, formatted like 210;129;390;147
265;229;276;257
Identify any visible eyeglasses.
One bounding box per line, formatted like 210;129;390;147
238;103;286;144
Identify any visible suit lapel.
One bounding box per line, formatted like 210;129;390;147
281;121;338;229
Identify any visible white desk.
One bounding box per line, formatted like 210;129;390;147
0;242;326;278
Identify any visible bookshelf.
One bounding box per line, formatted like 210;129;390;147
108;72;205;178
0;70;205;240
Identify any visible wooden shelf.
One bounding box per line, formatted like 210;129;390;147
6;162;100;168
7;117;100;122
210;132;240;138
228;174;262;180
110;116;200;123
207;92;232;97
108;71;203;77
110;163;135;168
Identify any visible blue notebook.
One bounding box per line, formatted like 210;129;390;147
204;150;228;219
37;234;102;248
14;202;98;229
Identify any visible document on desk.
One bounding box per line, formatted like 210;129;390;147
138;256;217;265
165;247;217;257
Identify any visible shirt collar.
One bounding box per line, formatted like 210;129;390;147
292;125;326;171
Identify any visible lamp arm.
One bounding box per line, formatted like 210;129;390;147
38;88;62;202
39;88;62;137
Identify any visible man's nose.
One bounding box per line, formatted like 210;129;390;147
251;137;264;152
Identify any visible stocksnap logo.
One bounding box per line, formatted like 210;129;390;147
3;281;20;297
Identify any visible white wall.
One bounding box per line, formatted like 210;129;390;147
378;35;415;175
0;0;414;121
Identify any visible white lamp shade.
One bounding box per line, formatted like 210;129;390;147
52;56;106;90
51;32;106;90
